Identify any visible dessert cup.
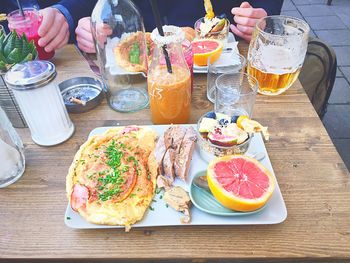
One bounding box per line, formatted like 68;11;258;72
196;113;253;163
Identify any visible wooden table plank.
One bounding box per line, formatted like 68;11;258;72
0;45;349;262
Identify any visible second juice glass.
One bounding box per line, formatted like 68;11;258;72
7;8;55;60
148;26;191;124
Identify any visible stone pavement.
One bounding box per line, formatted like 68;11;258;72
281;0;350;170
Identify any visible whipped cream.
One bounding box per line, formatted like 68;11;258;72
199;17;221;37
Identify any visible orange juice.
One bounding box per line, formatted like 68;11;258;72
148;65;191;124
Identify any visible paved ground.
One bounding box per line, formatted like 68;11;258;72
281;0;350;170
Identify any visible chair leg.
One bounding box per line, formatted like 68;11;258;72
327;0;333;5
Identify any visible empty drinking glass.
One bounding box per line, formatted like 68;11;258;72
215;72;258;118
207;53;246;103
0;106;25;188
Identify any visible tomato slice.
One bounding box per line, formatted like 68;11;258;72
121;126;140;134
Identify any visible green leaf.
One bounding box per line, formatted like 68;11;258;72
0;34;5;50
14;33;23;57
7;48;22;64
20;53;33;63
0;51;7;64
28;40;36;53
0;61;7;71
28;41;37;59
21;40;30;58
3;31;13;47
32;49;37;59
4;33;15;57
21;33;29;45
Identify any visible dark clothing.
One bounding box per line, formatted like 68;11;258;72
0;0;97;43
134;0;284;32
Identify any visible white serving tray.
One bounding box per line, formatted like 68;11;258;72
65;125;287;229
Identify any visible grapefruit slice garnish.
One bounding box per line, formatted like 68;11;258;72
207;155;275;212
192;39;223;66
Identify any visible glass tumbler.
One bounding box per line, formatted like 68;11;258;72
0;106;25;188
215;72;258;118
247;15;310;95
194;17;230;45
207;53;246;103
7;8;55;60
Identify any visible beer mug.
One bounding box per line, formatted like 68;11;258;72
247;16;310;95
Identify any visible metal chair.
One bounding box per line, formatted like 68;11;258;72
299;37;337;119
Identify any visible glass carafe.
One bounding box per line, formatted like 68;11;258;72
148;26;191;124
91;0;149;112
0;106;25;188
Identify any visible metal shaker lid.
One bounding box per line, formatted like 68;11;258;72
4;60;56;90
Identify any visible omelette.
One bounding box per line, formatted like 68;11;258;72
114;28;195;73
66;126;158;230
114;31;151;73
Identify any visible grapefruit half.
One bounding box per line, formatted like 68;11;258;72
192;39;223;66
207;155;275;212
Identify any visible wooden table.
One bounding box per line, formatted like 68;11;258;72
1;45;349;263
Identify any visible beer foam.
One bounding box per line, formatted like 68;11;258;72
252;45;302;75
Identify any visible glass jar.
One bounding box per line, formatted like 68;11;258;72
7;8;55;60
148;26;191;124
0;105;25;188
91;0;149;112
4;61;75;146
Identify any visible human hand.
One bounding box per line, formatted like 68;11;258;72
94;22;113;49
38;7;70;52
230;2;267;42
76;17;113;52
76;17;95;53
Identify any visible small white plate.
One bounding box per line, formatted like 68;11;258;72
65;125;287;229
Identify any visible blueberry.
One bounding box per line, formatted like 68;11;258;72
217;13;227;19
205;111;216;119
219;119;229;126
231;115;239;123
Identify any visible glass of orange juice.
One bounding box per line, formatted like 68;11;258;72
148;26;191;124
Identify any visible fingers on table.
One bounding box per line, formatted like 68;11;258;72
230;24;251;42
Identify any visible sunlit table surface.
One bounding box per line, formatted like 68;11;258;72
1;44;349;263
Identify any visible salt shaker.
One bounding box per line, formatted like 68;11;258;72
0;105;25;188
5;61;75;146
